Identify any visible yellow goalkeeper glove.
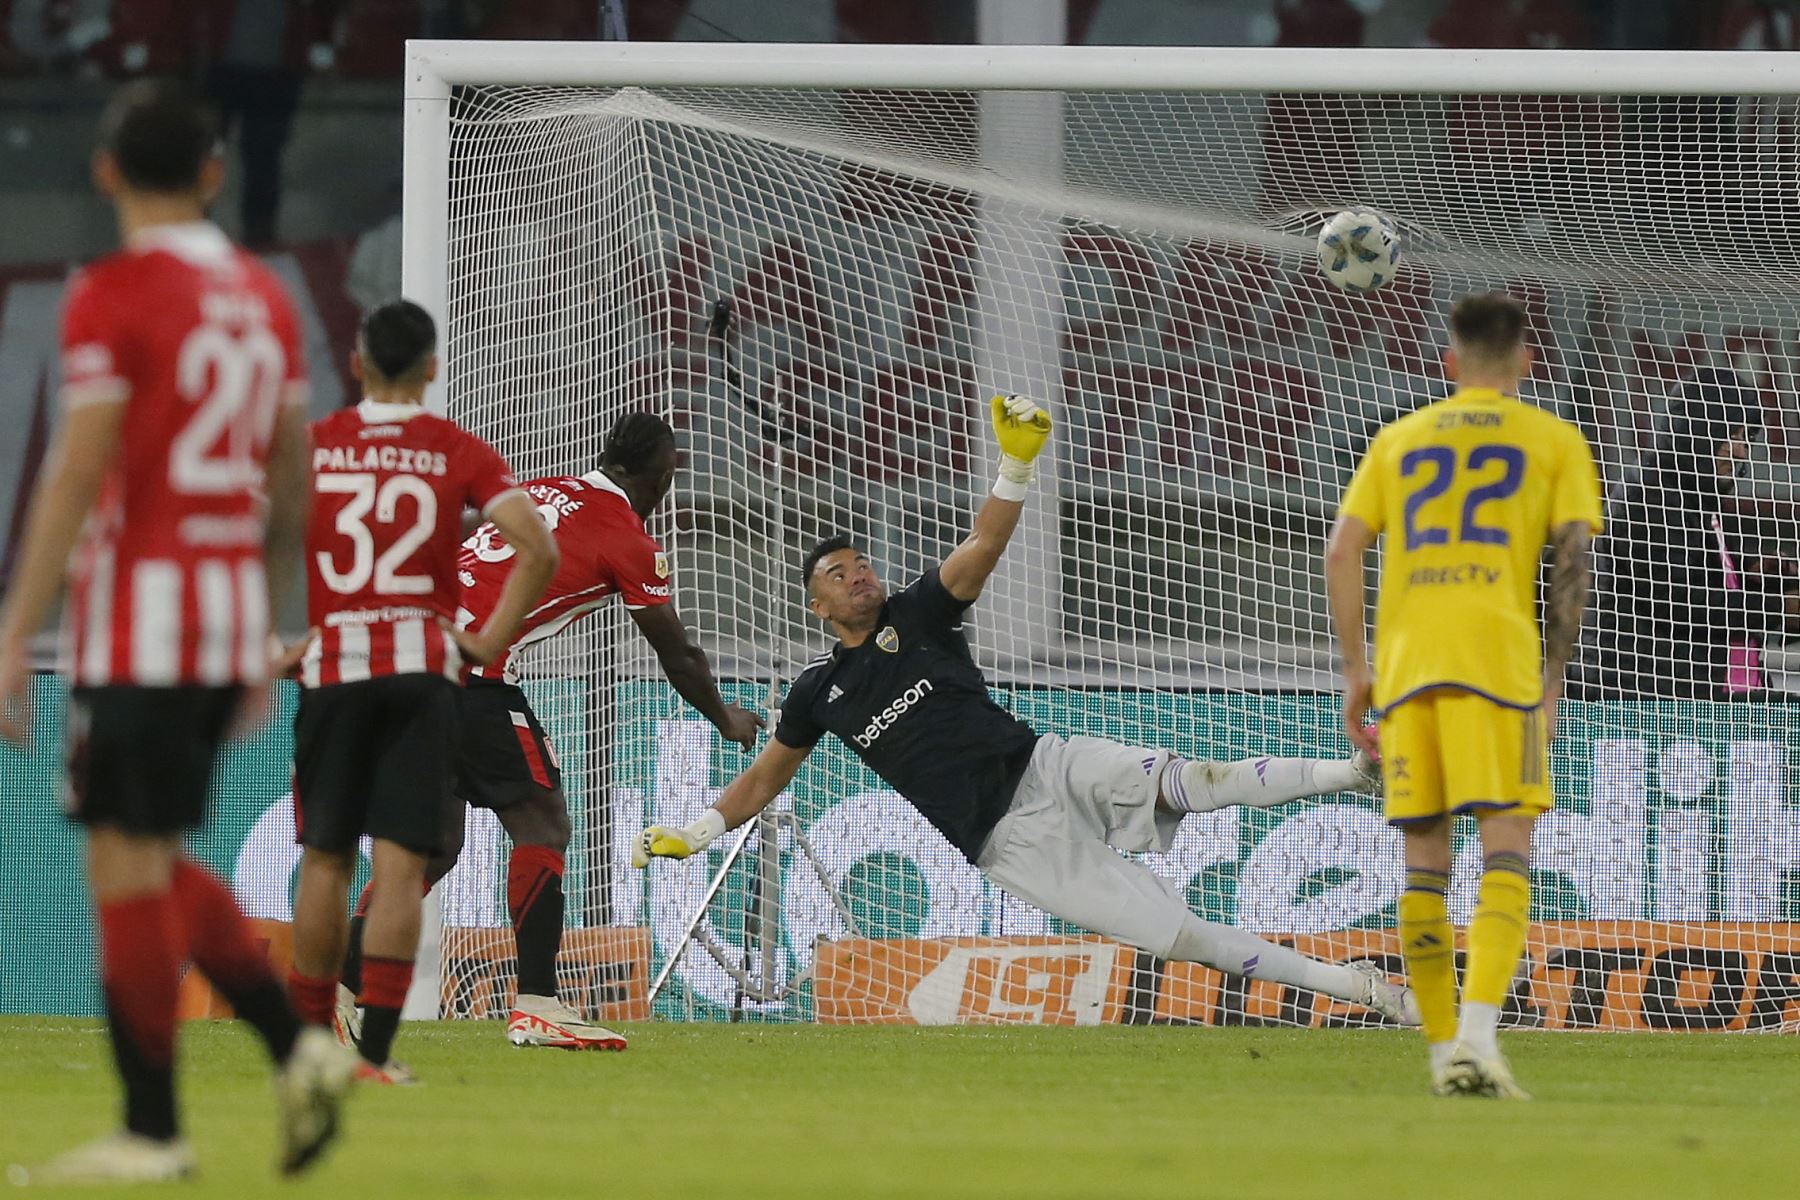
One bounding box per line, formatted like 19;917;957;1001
992;393;1052;463
632;809;727;868
990;394;1052;501
632;827;695;868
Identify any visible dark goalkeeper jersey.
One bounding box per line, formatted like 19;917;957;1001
774;570;1041;861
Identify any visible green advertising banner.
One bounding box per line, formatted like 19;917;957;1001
610;683;1800;1020
6;674;1798;1021
1;676;299;1016
0;675;589;1017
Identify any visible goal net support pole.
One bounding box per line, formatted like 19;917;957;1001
973;0;1067;666
645;810;866;1010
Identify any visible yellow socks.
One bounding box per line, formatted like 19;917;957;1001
1465;851;1530;1008
1397;867;1456;1046
1460;851;1531;1054
1401;849;1531;1062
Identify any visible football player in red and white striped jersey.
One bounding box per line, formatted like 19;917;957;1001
334;413;760;1051
286;299;556;1082
0;82;353;1185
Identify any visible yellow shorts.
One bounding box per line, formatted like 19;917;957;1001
1378;689;1551;826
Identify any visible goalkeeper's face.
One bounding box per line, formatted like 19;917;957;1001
807;548;885;628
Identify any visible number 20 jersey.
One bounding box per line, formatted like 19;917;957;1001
59;222;307;688
1338;386;1603;713
301;401;519;688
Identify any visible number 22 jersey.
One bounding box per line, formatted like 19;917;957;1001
301;401;519;688
1338;386;1603;713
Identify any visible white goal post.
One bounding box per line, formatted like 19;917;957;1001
403;40;1800;1032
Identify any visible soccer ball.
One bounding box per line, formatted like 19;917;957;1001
1316;208;1401;292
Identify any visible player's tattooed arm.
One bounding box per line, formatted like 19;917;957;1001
1543;521;1593;684
1324;513;1380;757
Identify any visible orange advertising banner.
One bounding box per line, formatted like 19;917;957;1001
816;936;1145;1026
814;924;1800;1032
177;919;295;1020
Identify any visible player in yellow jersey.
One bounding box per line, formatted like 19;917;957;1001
1324;292;1602;1099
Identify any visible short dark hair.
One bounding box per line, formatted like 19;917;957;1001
801;534;858;589
1449;291;1527;361
600;412;676;476
99;80;219;194
359;299;437;383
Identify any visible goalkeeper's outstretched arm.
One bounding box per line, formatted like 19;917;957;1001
939;394;1052;602
633;737;811;867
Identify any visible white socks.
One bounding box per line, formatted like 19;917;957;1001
1159;755;1362;814
1167;915;1371;1005
1434;1004;1500;1075
1458;1001;1502;1058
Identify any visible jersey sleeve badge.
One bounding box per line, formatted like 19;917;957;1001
653;551;670;579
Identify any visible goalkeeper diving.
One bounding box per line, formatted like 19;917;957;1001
637;395;1420;1023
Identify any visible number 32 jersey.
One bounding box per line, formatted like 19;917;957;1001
301;401;519;688
59;222;307;688
1339;386;1603;713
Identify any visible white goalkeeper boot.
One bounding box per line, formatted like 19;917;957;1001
7;1133;196;1186
1349;960;1421;1026
1351;724;1382;794
1435;1041;1531;1101
507;994;628;1050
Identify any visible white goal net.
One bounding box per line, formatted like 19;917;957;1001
421;47;1800;1032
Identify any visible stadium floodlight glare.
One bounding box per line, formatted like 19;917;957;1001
405;41;1800;1030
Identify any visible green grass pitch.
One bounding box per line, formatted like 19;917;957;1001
1;1017;1793;1198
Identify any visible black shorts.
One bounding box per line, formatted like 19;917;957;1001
455;679;563;812
65;685;240;835
293;673;458;856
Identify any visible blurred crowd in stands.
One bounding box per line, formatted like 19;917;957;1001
3;1;1799;80
1;1;1795;250
1581;371;1800;702
1268;0;1800;50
